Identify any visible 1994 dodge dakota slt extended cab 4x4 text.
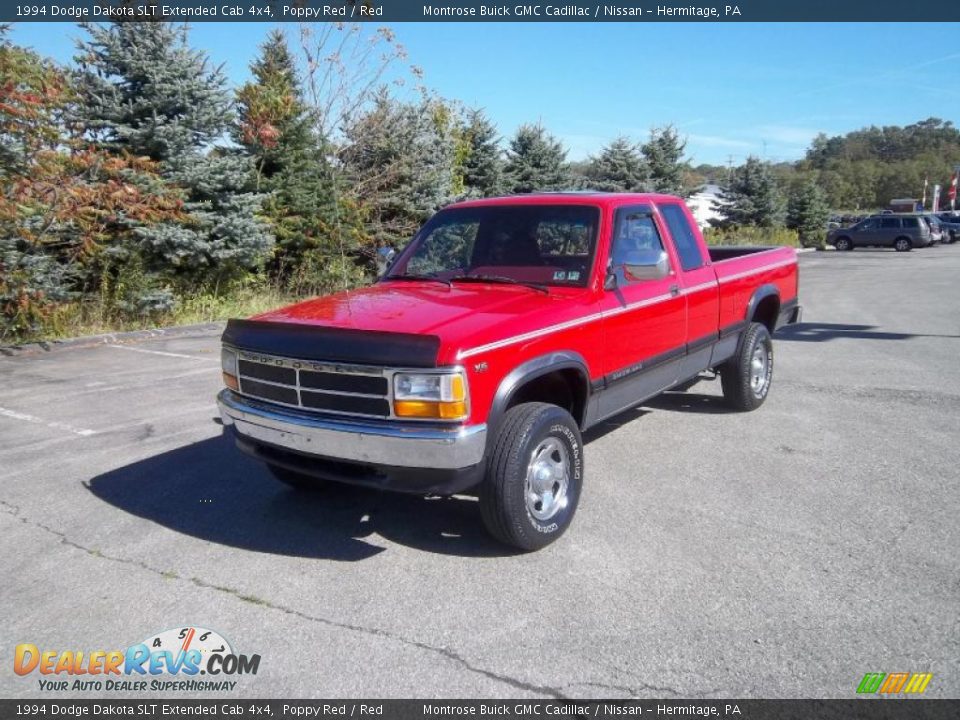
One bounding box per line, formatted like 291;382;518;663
218;193;801;550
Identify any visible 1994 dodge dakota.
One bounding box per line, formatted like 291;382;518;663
218;193;800;550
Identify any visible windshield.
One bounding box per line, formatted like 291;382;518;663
388;204;600;288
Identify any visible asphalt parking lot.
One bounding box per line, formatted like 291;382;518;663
2;247;958;699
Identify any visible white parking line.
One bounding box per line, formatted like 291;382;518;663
107;344;214;361
0;407;97;437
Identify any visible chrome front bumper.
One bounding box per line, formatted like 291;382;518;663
217;389;487;470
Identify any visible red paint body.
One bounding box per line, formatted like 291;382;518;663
253;194;799;426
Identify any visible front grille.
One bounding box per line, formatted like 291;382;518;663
235;349;391;419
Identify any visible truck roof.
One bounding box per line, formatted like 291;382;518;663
448;192;683;210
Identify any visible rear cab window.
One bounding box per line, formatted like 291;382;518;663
660;203;704;271
902;217;920;229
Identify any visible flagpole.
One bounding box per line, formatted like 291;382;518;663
952;166;959;212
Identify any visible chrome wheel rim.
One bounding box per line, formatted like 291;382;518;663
525;437;570;521
750;344;770;396
896;239;908;251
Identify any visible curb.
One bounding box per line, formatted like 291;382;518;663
0;321;226;358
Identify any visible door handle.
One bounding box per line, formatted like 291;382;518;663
670;284;680;297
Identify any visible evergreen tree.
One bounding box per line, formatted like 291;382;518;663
786;178;830;247
236;29;314;186
642;125;688;195
584;136;647;192
72;21;271;288
504;123;570;193
342;92;456;249
461;109;503;197
235;29;340;275
714;156;786;228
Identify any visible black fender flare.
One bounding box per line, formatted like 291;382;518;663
486;351;591;439
744;283;781;329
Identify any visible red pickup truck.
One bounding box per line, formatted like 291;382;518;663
218;193;800;550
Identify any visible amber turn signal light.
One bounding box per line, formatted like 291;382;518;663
394;399;468;420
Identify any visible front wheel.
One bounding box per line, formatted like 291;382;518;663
833;236;852;251
720;322;773;411
480;402;583;551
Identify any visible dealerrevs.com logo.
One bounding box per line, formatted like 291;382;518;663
14;626;260;692
856;672;933;695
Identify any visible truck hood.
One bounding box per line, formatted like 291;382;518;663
249;281;589;365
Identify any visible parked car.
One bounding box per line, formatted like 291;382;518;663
827;214;932;251
921;214;945;244
935;212;960;243
218;193;801;550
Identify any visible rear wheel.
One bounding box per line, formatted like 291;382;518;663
894;237;912;252
834;236;853;251
266;463;327;491
720;322;773;411
480;402;583;551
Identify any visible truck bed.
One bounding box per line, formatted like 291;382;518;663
708;245;787;262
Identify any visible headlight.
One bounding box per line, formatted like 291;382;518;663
221;347;239;391
393;371;468;420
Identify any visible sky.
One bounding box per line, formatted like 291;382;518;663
10;21;960;165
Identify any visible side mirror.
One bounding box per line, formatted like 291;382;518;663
622;249;671;282
376;246;397;276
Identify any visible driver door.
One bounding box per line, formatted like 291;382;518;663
598;206;687;419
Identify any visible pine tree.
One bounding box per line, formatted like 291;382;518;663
235;29;340;276
342;92;456;249
72;21;271;288
786;178;830;247
585;136;647;192
642;125;688;196
462;109;503;197
715;156;787;228
504;123;570;193
236;29;314;186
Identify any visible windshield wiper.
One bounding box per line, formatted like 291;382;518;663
452;274;550;294
382;273;451;288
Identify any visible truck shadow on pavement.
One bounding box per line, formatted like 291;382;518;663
87;397;732;559
642;391;732;415
85;430;520;561
778;322;960;342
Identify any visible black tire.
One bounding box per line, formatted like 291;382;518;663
720;322;773;411
480;402;583;551
893;237;912;252
834;236;853;251
266;463;327;491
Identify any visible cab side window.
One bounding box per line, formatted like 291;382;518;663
609;209;663;283
881;217;901;229
660;203;704;271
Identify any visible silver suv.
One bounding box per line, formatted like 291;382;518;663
827;214;931;252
